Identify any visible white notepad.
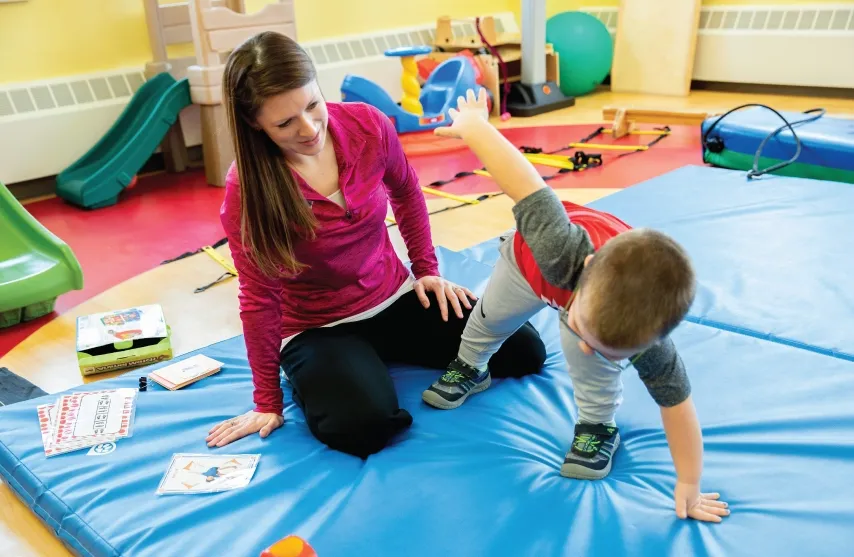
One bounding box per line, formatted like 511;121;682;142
147;354;223;391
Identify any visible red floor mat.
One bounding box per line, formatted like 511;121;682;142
413;124;702;197
0;170;227;358
0;124;702;358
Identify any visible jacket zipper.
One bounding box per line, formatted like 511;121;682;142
310;194;352;220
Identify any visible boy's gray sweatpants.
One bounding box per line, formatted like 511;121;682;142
459;233;624;425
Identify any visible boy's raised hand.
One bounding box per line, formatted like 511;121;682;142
434;88;490;139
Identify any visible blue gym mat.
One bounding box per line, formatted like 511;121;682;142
464;165;854;360
701;106;854;173
4;167;854;556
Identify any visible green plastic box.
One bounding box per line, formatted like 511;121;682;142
76;304;173;376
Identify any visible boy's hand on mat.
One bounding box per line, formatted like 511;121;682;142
674;481;730;523
434;88;490;139
206;411;284;447
414;275;477;321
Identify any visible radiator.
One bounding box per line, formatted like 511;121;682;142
585;3;854;89
0;12;518;186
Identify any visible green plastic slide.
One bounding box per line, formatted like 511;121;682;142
0;181;83;328
56;73;192;209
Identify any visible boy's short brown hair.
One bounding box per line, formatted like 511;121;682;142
574;228;696;350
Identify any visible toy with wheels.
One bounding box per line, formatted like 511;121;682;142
341;46;489;134
417;49;487;86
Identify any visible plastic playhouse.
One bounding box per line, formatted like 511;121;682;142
0;181;83;328
341;46;486;134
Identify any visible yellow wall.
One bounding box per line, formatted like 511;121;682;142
547;0;617;12
0;0;153;84
703;0;852;4
547;0;852;10
2;0;850;84
544;0;853;13
0;0;514;85
274;0;513;42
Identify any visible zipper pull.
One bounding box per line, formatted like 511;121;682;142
345;210;352;219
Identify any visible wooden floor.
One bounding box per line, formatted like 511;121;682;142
501;86;854;128
2;87;854;557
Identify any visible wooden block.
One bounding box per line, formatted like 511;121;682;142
611;108;632;138
546;51;559;85
602;107;709;126
611;0;702;96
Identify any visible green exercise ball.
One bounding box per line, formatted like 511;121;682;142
546;11;614;97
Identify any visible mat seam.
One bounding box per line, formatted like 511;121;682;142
457;246;853;363
683;315;853;362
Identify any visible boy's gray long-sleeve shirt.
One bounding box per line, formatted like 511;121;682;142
511;188;691;408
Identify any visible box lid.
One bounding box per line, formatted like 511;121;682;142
76;305;168;352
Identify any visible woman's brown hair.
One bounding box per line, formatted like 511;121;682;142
223;31;318;277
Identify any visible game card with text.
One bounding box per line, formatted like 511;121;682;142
49;388;137;454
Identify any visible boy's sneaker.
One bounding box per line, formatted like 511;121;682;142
560;423;620;480
422;358;491;410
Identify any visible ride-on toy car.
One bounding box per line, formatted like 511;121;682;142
340;46;487;134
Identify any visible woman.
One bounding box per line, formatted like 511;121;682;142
205;31;546;459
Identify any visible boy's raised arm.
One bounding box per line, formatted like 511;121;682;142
435;89;591;289
435;89;547;204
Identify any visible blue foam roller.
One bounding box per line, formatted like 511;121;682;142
701;106;854;173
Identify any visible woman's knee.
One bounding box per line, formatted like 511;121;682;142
489;321;547;379
312;404;413;459
302;374;414;458
283;331;413;458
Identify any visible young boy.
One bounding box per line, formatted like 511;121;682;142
422;89;729;523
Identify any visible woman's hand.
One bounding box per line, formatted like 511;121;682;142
206;410;284;447
434;88;491;139
414;275;477;321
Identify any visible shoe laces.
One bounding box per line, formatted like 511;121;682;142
573;433;601;454
440;359;480;384
440;369;468;384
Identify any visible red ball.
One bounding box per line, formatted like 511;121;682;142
260;535;317;557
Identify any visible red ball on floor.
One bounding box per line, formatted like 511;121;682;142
260;535;317;557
